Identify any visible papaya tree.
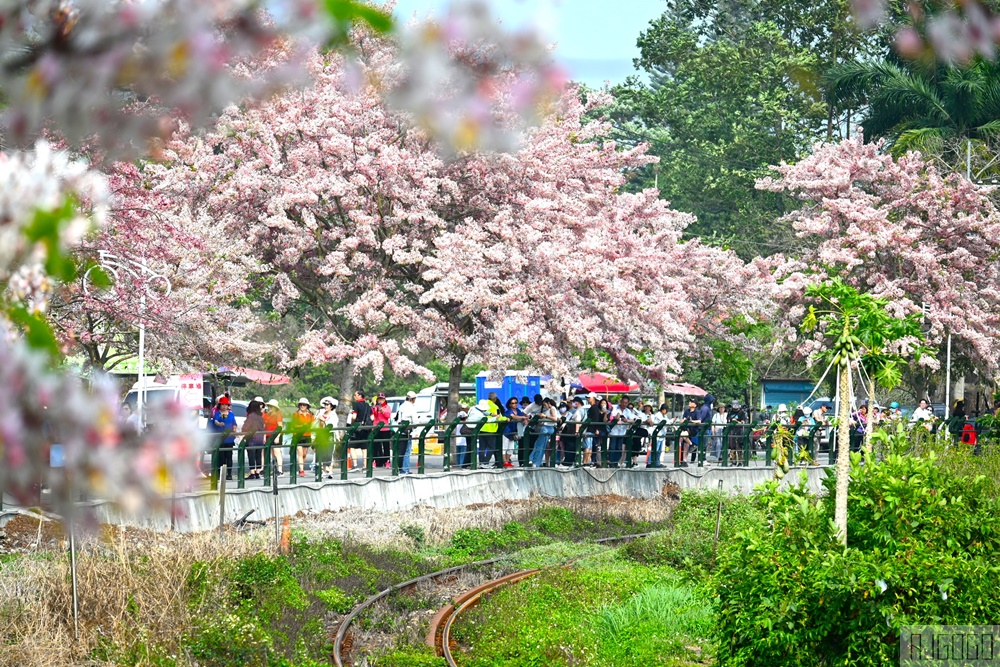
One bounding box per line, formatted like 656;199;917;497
801;279;933;545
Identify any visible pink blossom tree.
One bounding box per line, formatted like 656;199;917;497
759;137;1000;391
150;33;773;417
48;160;277;372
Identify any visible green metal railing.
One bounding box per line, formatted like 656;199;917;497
201;414;997;489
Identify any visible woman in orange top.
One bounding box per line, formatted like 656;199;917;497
291;397;313;477
264;399;284;475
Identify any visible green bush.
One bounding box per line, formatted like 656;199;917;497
713;450;1000;667
229;553;309;624
446;522;546;558
315;586;354;614
527;506;580;536
184;612;272;667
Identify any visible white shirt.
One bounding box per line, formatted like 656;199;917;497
911;406;935;422
466;406;487;425
611;406;640;436
396;399;420;425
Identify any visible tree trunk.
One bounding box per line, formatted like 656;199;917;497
336;358;357;425
863;376;875;455
834;361;852;546
446;357;465;423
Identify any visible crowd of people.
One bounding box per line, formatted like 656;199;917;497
188;388;965;480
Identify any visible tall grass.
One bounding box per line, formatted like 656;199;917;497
597;582;713;641
0;529;270;667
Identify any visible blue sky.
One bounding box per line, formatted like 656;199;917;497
384;0;665;88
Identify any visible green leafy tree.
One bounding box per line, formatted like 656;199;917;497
607;18;828;249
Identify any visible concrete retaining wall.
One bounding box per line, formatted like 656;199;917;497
89;466;832;534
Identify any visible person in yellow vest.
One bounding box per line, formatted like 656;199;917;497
475;397;507;468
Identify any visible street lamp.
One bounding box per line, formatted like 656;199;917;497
83;251;172;427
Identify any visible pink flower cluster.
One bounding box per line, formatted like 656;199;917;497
0;141;108;315
48;158;277;370
759;137;1000;375
0;324;201;521
0;0;323;157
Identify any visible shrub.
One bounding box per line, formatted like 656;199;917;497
315;586;354;614
527;506;580;536
713;450;1000;667
184;612;272;667
445;522;546;558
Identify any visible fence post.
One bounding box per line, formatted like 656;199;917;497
576;419;592;468
391;423;404;476
366;427;378;478
518;417;532;467
342;424;358;481
721;423;733;467
210;436;220;491
218;464;227;537
289;438;298;485
441;419;458;471
623;420;640;468
262;429;276;483
237;440;246;489
547;420;559;468
675;420;689;467
418;419;434;475
742;424;753;467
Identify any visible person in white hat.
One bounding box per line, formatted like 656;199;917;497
774;404;790;426
291;398;313;477
316;396;339;478
394;390;420;474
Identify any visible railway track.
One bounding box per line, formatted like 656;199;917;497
332;532;654;667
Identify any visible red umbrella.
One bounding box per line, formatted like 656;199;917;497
577;372;639;394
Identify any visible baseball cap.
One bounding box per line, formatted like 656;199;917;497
406;390;417;399
254;396;264;403
218;396;231;406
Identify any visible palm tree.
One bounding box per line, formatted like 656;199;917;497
825;58;1000;160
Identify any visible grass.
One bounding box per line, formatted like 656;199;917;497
597;583;714;665
450;556;712;667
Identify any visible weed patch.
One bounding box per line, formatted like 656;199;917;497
452;560;700;666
